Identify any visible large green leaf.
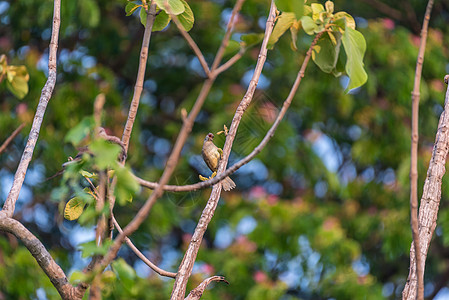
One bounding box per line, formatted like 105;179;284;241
125;2;140;16
275;0;303;19
154;0;185;15
177;0;194;31
300;16;317;35
152;9;171;31
89;139;121;169
64;117;95;145
114;166;140;205
268;12;296;49
342;26;368;90
312;32;341;73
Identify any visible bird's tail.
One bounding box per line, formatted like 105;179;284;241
222;176;236;191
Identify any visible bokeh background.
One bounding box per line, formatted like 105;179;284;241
2;0;449;299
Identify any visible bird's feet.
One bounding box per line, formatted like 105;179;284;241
199;171;217;181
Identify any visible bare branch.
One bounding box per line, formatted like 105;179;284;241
169;12;211;78
403;76;449;299
184;276;229;300
210;0;245;72
212;49;245;77
406;1;434;299
0;123;26;155
0;217;86;300
170;2;277;299
121;4;157;153
2;0;61;217
111;215;177;278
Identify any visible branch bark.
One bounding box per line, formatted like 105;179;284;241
402;75;449;299
170;2;277;299
1;0;61;218
406;1;433;299
121;4;157;153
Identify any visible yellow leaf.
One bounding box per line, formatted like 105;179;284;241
64;197;85;221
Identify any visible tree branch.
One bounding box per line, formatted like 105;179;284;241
0;217;86;300
0;123;26;155
184;276;229;300
121;4;157;153
406;1;434;299
1;0;61;218
111;215;177;278
402;75;449;299
170;2;277;299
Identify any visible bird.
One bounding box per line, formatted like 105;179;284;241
201;132;236;191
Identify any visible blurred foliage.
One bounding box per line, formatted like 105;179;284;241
2;0;449;299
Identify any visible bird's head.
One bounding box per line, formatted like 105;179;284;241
205;133;214;142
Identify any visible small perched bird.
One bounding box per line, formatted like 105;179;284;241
202;133;236;191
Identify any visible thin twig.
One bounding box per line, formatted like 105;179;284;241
407;1;433;300
111;215;177;278
95;0;247;277
0;123;26;155
1;0;61;218
170;2;277;299
212;49;245;77
121;3;157;153
169;12;211;78
184;276;229;300
402;75;449;300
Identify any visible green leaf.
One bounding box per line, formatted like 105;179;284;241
177;0;194;31
125;2;140;16
152;9;171;31
342;26;368;90
69;271;89;284
154;0;185;15
312;32;341;73
112;258;136;289
89;139;121;169
224;40;241;56
80;170;97;178
64;197;86;221
6;75;29;99
64;117;95;146
114;165;140;205
79;240;112;258
240;33;264;48
268;12;296;48
140;7;147;27
275;0;303;19
300;16;317;35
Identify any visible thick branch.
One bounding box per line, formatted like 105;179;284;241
0;217;86;300
121;4;157;153
2;0;61;217
405;1;434;299
170;2;277;299
0;123;26;155
403;76;449;299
